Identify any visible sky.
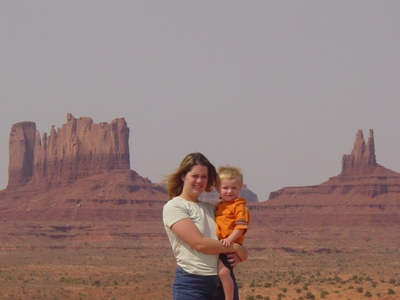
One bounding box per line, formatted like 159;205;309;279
1;1;400;201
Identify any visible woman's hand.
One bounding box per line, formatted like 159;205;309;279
232;243;248;262
226;252;240;268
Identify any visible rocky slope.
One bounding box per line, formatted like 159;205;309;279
0;114;258;222
1;122;400;252
2;119;400;238
250;129;400;235
0;114;167;221
268;129;400;202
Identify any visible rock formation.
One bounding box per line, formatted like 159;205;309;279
268;129;400;200
0;113;169;215
8;113;130;189
1;114;261;219
341;129;377;177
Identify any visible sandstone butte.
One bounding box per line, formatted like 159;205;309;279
0;114;168;221
0;114;256;222
0;114;399;231
267;129;400;203
252;128;400;233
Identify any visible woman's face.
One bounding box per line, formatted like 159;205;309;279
181;165;209;201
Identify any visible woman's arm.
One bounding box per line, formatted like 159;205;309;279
171;218;247;261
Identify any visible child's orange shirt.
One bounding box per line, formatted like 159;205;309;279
215;197;250;245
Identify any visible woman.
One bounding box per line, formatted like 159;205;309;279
163;152;247;300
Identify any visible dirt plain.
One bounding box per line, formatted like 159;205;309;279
1;214;400;300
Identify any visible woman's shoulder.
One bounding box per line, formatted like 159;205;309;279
163;197;190;224
164;197;214;209
164;196;183;208
163;196;195;211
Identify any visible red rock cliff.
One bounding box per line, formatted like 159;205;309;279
269;129;400;200
8;113;130;189
341;129;377;178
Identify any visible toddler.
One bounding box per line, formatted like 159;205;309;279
215;165;250;300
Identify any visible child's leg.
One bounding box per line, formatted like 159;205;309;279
218;259;234;300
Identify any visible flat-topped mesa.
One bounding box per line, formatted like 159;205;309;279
8;113;130;189
341;129;377;178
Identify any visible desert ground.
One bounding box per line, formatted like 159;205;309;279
1;219;400;300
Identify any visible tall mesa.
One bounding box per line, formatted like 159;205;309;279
8;113;130;189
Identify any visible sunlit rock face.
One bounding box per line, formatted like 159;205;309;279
341;129;377;178
269;129;400;200
8;113;130;189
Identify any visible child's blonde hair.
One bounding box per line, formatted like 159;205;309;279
216;165;243;189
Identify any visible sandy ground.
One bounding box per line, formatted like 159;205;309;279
1;220;400;300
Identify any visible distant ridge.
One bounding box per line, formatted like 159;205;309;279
0;114;258;222
0;121;400;250
245;129;400;246
267;128;400;203
0;114;167;221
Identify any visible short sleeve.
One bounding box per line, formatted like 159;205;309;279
234;203;250;230
163;199;190;228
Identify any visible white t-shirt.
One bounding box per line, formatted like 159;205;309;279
163;196;219;275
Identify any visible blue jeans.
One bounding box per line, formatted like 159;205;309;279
172;266;238;300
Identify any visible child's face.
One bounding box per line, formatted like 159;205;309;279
219;178;241;201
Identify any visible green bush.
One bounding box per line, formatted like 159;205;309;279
388;289;396;295
277;293;286;299
92;280;101;287
364;291;372;297
320;291;329;298
305;292;315;299
263;282;272;288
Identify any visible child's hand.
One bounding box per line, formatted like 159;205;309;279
220;238;231;247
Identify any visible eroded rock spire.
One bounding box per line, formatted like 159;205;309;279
341;129;376;175
8;113;130;189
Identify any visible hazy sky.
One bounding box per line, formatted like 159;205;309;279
1;1;399;201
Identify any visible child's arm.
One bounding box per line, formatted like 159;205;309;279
220;229;245;247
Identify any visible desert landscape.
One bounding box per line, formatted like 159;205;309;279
1;218;400;300
1;115;400;300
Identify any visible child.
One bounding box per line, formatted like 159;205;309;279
215;165;250;300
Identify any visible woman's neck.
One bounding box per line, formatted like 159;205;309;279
179;191;199;203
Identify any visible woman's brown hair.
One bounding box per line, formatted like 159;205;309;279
166;152;217;199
